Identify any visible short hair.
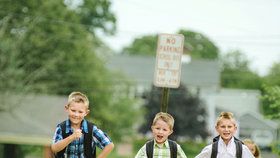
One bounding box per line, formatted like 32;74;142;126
215;112;236;126
66;91;89;108
243;139;261;158
152;112;174;130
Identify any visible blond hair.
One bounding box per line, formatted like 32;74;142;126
152;112;174;130
66;91;89;108
243;139;261;158
215;112;236;126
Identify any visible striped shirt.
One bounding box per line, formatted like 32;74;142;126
135;139;187;158
52;119;112;158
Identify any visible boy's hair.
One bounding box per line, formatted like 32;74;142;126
243;138;260;158
215;112;236;126
66;91;89;108
152;112;174;130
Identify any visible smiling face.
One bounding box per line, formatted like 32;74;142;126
215;118;237;144
66;102;89;128
151;119;173;144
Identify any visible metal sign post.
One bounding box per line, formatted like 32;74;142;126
154;33;184;112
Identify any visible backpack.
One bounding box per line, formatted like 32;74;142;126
55;120;96;158
211;136;243;158
146;139;177;158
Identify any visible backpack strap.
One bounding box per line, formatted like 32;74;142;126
145;139;177;158
234;137;243;158
55;121;68;158
84;121;95;158
168;139;177;158
146;140;154;158
210;140;218;158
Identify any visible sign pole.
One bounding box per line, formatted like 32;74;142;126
161;87;170;112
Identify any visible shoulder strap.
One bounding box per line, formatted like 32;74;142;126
168;139;177;158
84;121;95;158
210;136;219;158
234;138;243;158
55;121;68;158
146;140;154;158
211;141;218;158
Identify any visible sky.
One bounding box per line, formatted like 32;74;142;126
101;0;280;76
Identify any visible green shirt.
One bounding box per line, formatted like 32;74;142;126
135;139;187;158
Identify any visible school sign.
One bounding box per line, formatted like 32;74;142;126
154;34;184;88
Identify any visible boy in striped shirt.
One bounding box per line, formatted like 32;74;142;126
135;112;187;158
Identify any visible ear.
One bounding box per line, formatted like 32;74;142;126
86;109;90;115
64;104;69;110
169;129;173;135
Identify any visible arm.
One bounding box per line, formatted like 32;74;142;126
134;145;146;158
177;144;187;158
194;144;212;158
242;145;255;158
51;128;82;153
97;142;114;158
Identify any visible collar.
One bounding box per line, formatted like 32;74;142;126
154;139;169;148
65;119;89;134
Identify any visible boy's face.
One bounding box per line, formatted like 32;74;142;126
215;118;237;143
66;102;89;127
151;119;173;144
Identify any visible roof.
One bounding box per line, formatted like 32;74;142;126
0;93;67;146
105;54;220;89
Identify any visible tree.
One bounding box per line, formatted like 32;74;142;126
177;29;219;60
121;29;220;60
122;35;157;56
220;50;263;89
0;0;139;156
139;84;208;140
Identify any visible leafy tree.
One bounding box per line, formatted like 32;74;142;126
264;62;280;86
220;50;263;89
261;85;280;119
0;0;139;156
122;35;157;56
121;29;220;60
139;84;208;140
177;29;219;60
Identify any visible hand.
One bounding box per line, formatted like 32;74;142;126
72;129;82;140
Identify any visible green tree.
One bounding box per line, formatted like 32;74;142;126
220;50;263;89
139;84;208;140
177;29;219;60
0;0;139;156
264;62;280;86
121;29;220;60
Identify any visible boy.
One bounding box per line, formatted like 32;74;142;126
51;91;114;158
195;112;254;158
135;112;187;158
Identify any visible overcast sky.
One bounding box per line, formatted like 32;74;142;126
101;0;280;76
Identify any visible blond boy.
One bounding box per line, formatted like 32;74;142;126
135;112;187;158
51;91;114;158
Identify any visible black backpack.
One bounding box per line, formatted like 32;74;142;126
146;139;177;158
211;136;243;158
55;120;96;158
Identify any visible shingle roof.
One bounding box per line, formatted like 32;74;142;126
105;54;220;88
0;93;67;145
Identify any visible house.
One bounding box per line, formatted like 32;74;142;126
105;54;279;145
0;93;67;157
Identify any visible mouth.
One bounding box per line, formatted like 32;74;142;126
157;135;164;140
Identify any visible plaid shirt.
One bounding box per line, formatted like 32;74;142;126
52;119;112;158
135;139;187;158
